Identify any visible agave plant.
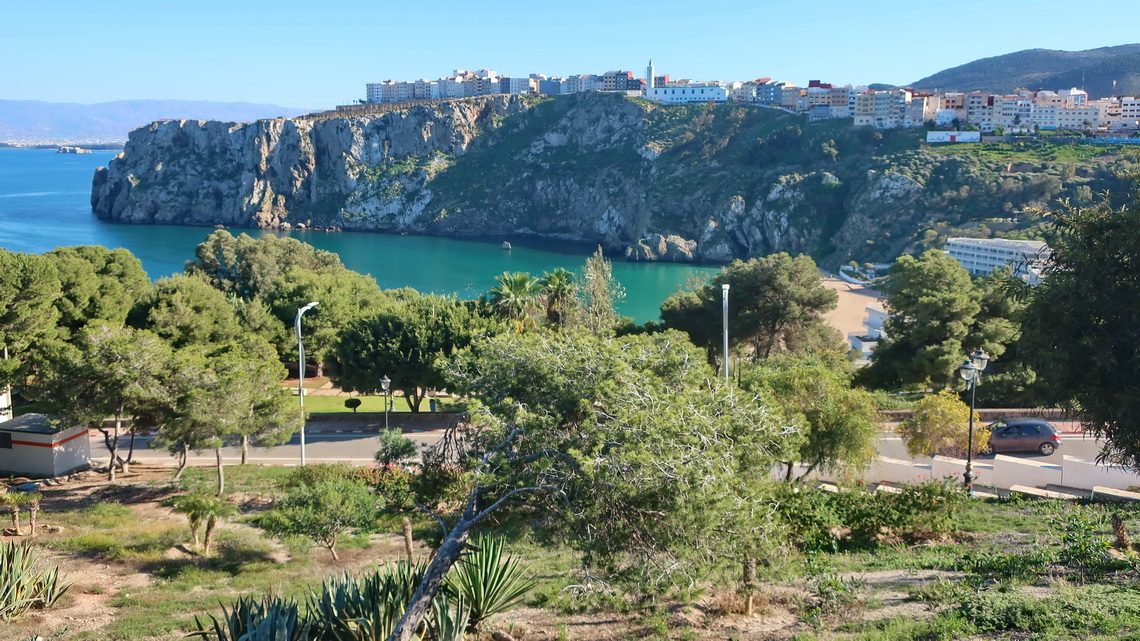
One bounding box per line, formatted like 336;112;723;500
190;595;312;641
446;536;536;632
308;561;472;641
427;593;470;641
309;561;426;641
0;540;72;621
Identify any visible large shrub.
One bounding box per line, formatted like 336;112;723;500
899;390;985;458
260;480;383;560
775;478;967;550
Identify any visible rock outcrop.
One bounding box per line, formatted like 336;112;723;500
92;93;1121;266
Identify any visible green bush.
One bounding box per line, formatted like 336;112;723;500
1049;505;1115;580
356;465;416;510
259;480;383;560
771;485;844;552
953;548;1053;581
956;590;1050;632
283;463;358;489
776;478;966;550
375;428;418;466
414;466;473;511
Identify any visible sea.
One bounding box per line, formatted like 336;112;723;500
0;149;716;322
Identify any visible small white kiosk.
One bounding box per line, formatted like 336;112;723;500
0;413;91;477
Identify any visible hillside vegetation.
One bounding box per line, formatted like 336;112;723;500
911;44;1140;96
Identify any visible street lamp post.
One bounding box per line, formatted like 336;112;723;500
295;301;319;467
380;375;391;432
722;283;730;381
959;348;990;496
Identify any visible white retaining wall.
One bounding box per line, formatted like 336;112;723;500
773;453;1140;493
1061;456;1140;490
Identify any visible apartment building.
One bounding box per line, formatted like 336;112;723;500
754;81;793;105
904;93;941;127
854;89;910;128
945;237;1051;285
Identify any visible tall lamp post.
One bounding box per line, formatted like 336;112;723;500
295;301;319;466
721;283;730;381
959;348;990;496
380;375;391;432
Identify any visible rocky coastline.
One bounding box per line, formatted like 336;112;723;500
91;92;1118;266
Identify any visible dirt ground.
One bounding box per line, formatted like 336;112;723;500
821;277;883;339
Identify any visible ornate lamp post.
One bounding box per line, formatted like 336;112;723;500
959;348;990;495
380;375;391;432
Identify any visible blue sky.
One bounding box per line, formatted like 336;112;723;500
3;1;1136;109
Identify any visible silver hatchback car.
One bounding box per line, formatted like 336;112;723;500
982;417;1063;456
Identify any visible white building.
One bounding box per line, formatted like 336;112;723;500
646;85;729;104
849;302;888;358
945;237;1051;285
0;414;91;477
926;131;981;143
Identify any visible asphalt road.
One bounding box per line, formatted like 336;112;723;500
92;428;1105;469
878;433;1104;463
92;428;446;467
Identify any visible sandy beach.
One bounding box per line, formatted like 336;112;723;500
821;276;883;338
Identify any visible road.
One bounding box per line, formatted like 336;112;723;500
92;428;446;467
877;432;1103;462
91;427;1105;469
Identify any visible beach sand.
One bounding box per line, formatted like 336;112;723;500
822;277;883;338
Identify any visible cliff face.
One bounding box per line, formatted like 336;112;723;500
92;93;1122;266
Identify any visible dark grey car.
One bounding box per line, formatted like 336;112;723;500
982;417;1063;456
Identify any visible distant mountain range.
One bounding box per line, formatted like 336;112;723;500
0;100;308;144
909;44;1140;97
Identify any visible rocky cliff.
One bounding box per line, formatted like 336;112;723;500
92;93;1127;266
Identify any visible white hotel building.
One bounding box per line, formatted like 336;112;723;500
945;237;1051;285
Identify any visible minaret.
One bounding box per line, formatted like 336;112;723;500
646;59;655;92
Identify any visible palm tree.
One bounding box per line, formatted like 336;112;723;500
487;272;542;333
540;268;576;328
25;493;41;536
0;491;35;536
201;500;238;556
167;492;237;554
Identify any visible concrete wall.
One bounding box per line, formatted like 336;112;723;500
773;452;1139;493
931;455;994;484
843;453;1127;493
1061;455;1140;490
990;455;1063;489
865;457;932;484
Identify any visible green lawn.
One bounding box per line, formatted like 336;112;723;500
300;394;462;414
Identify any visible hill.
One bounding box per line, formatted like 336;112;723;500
911;44;1140;96
0;99;308;144
91;94;1135;269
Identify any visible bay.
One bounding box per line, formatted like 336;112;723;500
0;149;716;322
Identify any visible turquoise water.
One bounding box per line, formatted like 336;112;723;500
0;149;716;321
